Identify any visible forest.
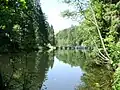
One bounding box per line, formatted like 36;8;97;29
0;0;55;53
0;0;120;90
56;0;120;89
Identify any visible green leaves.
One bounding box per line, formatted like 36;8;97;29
57;0;120;89
116;1;120;10
0;0;51;52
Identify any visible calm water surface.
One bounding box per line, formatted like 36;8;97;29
42;57;83;90
0;50;113;90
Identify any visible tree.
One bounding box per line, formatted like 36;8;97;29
0;0;51;53
57;0;120;89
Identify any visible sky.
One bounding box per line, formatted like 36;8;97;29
40;0;78;33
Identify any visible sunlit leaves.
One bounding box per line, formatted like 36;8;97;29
57;0;120;89
116;1;120;10
0;0;50;52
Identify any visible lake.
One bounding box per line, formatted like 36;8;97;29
42;57;83;90
0;50;113;90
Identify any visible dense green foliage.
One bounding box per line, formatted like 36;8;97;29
56;25;83;46
56;0;120;89
1;0;120;89
0;0;55;53
47;24;56;46
56;25;89;46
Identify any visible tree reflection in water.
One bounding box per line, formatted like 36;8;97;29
0;50;113;90
0;51;54;90
56;50;113;90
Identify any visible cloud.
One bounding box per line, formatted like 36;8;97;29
41;0;78;33
47;8;73;33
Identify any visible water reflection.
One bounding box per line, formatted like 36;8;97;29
42;57;83;90
55;50;86;69
0;50;113;90
56;50;113;90
0;52;53;90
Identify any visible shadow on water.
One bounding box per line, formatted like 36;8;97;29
0;51;54;90
0;50;113;90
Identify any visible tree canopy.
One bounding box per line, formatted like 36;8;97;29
0;0;55;53
56;0;120;89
